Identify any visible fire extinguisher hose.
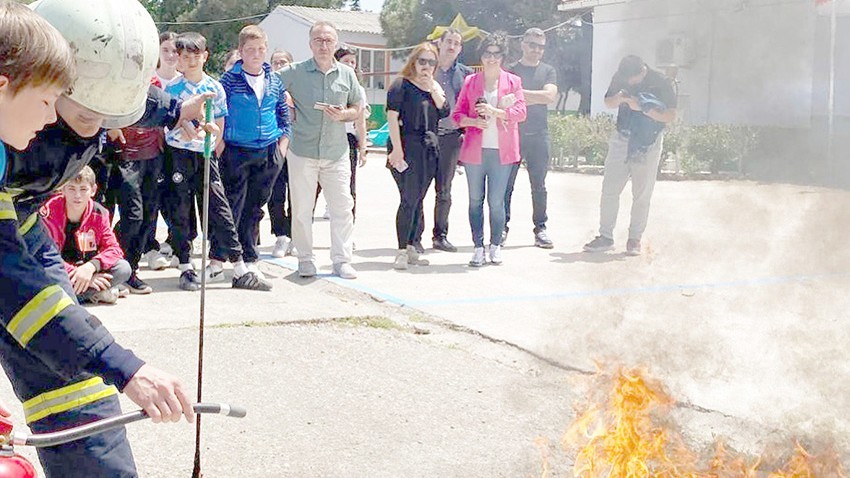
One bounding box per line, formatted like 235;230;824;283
11;403;246;448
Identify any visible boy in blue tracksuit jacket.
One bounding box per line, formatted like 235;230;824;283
219;25;291;269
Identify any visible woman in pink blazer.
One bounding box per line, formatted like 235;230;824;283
452;32;527;267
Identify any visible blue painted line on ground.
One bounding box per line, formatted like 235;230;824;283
404;271;850;307
264;255;850;308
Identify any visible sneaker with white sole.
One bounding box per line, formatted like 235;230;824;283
469;247;486;267
160;242;174;258
144;250;170;270
232;272;273;291
298;261;317;278
204;265;225;283
126;273;153;294
583;235;615;253
179;270;201;291
393;250;409;270
89;288;118;304
332;262;357;279
272;236;291;258
625;238;642;256
489;244;503;265
246;262;266;280
405;245;429;266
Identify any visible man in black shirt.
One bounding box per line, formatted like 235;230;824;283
423;28;473;253
583;55;677;256
506;28;559;249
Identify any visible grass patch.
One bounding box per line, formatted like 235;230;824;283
336;316;401;330
208;316;403;331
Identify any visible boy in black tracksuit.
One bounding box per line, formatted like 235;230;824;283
219;26;290;275
163;32;272;291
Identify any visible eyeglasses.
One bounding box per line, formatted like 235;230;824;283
417;58;437;67
481;51;504;60
311;38;336;47
523;42;546;51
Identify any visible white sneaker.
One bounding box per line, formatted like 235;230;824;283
489;244;503;265
159;243;174;259
469;247;486;267
246;262;266;280
332;262;357;279
393;250;409;270
272;236;291;258
204;265;225;283
144;250;170;271
405;245;429;266
287;244;297;256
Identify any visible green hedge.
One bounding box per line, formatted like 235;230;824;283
548;113;761;175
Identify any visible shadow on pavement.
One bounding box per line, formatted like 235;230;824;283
550;251;628;264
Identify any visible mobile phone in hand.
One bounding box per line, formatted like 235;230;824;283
394;160;409;173
314;102;331;110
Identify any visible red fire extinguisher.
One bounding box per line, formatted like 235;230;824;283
0;417;35;478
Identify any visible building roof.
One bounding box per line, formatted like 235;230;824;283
269;6;383;36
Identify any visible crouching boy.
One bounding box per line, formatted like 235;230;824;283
43;166;131;304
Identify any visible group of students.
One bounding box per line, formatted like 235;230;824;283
72;23;375;302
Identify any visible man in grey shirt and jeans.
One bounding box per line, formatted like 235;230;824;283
276;21;363;279
420;27;472;253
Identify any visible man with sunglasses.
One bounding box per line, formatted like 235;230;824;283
421;28;473;254
505;27;558;249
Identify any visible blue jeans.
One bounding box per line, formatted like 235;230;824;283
465;149;513;248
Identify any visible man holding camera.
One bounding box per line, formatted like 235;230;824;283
583;55;677;256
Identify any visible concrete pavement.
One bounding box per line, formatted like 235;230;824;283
2;154;848;475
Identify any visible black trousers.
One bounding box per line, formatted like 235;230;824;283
163;146;243;264
416;129;462;242
505;131;550;232
220;143;283;263
115;156;163;271
392;138;437;250
268;150;292;238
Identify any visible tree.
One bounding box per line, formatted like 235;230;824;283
349;0;361;10
141;0;346;73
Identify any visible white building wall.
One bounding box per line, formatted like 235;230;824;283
590;0;831;127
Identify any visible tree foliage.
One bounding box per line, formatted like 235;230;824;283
142;0;345;73
380;0;593;113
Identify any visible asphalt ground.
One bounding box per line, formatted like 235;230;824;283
2;152;848;476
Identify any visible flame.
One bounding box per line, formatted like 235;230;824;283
554;367;847;477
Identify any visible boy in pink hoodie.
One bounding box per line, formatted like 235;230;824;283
42;166;131;304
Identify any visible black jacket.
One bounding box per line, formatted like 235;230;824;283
6;85;182;222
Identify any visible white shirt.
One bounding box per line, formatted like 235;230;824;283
345;85;370;136
244;71;265;105
481;88;499;150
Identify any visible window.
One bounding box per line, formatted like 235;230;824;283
356;49;387;91
374;50;386;90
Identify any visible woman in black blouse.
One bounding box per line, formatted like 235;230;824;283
386;42;448;270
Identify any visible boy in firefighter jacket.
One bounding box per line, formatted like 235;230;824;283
1;1;204;476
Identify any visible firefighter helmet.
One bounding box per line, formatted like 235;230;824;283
31;0;159;128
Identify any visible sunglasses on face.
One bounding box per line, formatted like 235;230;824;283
417;58;437;67
524;42;545;51
481;51;503;60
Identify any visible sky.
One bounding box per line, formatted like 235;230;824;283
359;0;383;12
